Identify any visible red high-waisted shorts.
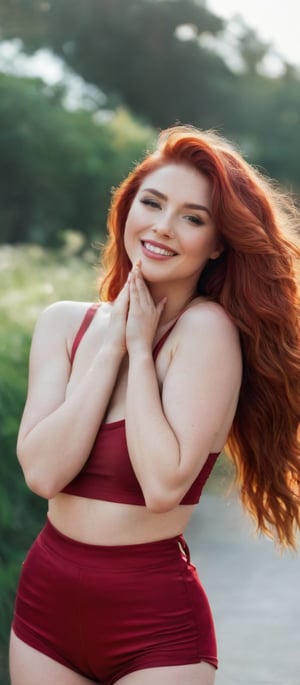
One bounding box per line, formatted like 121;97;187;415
12;518;218;683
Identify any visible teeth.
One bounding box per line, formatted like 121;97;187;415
144;242;175;256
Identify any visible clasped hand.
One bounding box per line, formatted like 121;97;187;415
104;262;166;356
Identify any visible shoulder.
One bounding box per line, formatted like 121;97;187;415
180;300;240;345
32;300;99;356
37;299;97;322
173;300;242;377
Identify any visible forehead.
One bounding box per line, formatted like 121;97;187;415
139;163;212;207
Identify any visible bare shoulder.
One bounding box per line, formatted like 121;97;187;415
174;300;242;376
37;299;95;326
181;300;240;343
32;300;99;357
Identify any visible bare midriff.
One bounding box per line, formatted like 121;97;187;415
48;495;195;545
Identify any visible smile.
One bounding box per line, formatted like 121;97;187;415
142;241;177;257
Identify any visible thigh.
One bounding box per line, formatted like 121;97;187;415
114;662;216;684
9;632;97;685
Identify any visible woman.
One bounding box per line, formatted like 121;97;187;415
10;125;300;685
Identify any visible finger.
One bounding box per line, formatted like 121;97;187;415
118;282;130;304
134;267;146;292
133;261;144;281
134;266;152;302
113;281;130;314
129;272;139;300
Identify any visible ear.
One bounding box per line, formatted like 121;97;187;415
209;242;224;260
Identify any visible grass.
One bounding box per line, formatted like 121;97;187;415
1;239;99;329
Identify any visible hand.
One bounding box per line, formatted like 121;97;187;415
126;262;166;354
102;279;129;356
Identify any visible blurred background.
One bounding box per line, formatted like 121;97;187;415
1;1;300;683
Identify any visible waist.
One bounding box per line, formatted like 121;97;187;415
48;493;195;546
38;517;190;569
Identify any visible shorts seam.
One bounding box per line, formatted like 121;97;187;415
179;557;217;666
180;564;202;659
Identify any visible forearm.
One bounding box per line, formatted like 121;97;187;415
125;349;182;511
18;345;123;497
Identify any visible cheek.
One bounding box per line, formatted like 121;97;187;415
185;236;217;266
124;204;143;242
186;233;211;253
124;215;138;259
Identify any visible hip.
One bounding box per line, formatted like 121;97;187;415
12;517;218;676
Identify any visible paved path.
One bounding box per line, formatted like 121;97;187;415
185;493;300;685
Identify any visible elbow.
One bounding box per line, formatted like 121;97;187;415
17;443;58;499
24;471;57;500
143;470;189;513
146;500;176;514
18;458;57;500
144;486;181;514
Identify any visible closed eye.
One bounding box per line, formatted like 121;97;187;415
185;215;205;226
141;198;161;209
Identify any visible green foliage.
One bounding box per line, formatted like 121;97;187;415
0;321;39;599
0;73;155;246
0;0;233;129
49;0;227;128
0;312;42;682
1;0;300;206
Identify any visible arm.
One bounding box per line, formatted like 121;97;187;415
17;289;129;499
125;276;242;512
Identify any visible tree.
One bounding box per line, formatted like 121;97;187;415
1;0;300;209
0;73;155;245
0;0;237;128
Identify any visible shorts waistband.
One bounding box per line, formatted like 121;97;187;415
38;517;190;568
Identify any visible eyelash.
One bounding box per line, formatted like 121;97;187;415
141;198;160;209
185;215;204;226
140;198;204;226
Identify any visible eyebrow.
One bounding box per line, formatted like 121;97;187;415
141;187;212;216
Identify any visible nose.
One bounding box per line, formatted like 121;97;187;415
152;211;175;237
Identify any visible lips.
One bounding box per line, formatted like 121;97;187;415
141;240;177;257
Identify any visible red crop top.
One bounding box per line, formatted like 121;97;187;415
61;304;220;504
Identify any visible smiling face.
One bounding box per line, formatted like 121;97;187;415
124;162;221;295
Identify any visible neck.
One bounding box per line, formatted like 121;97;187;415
147;281;197;326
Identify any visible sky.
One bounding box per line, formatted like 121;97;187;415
208;0;300;67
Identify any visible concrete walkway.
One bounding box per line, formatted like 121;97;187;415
186;493;300;685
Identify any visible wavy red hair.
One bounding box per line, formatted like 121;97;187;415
100;125;300;548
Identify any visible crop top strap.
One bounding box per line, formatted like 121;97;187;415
71;306;181;365
70;303;100;365
152;319;178;361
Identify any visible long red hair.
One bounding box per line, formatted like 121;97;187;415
100;125;300;548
